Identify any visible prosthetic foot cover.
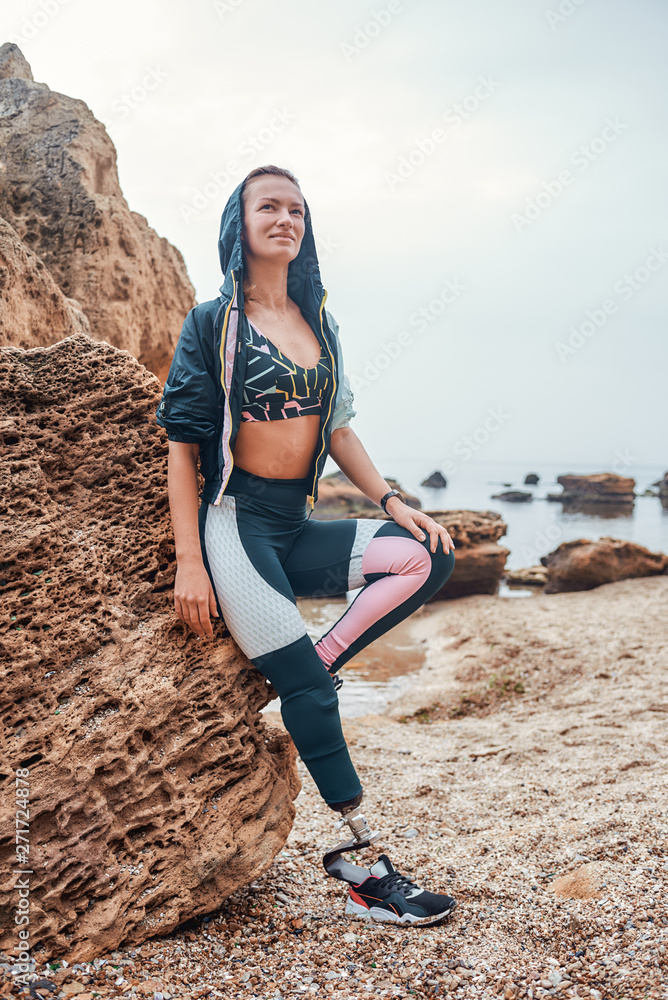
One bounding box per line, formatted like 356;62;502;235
343;854;457;927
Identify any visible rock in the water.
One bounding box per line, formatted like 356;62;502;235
524;472;539;485
504;565;548;587
0;335;300;962
490;490;533;502
0;44;195;381
421;470;447;489
657;472;668;498
424;509;509;599
548;473;635;504
541;536;668;593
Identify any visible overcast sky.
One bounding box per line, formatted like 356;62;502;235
6;0;667;472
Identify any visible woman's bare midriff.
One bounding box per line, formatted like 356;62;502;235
232;416;321;479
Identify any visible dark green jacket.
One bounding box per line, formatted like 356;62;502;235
156;178;356;509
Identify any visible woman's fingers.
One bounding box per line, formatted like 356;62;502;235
411;516;455;553
175;592;215;638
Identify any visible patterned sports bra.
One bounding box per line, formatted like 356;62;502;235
240;319;332;422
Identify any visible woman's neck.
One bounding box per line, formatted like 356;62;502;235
243;259;291;315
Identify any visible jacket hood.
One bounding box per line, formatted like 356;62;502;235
217;176;326;319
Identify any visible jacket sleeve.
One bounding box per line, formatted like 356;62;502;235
156;306;221;444
327;308;357;432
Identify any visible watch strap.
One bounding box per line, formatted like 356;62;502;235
380;489;402;513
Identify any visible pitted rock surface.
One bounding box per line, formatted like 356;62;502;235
0;43;195;382
0;334;300;962
541;535;668;593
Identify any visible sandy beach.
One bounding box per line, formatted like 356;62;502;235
13;575;666;999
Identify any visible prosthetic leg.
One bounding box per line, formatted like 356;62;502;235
322;790;382;884
322;791;458;925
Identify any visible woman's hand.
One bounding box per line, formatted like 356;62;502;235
385;497;456;554
174;559;220;638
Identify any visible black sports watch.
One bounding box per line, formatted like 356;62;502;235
379;489;403;514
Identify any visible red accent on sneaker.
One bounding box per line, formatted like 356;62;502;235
349;888;370;908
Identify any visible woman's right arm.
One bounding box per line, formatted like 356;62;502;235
168;440;219;638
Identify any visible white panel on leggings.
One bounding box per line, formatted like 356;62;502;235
204;496;308;659
347;518;386;591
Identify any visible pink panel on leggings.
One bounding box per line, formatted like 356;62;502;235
314;536;431;668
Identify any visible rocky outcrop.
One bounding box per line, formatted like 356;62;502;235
314;470;420;519
490;490;533;502
0;216;90;347
546;473;635;504
425;509;510;598
524;473;539;485
0;43;195;382
421;470;447;488
0;334;300;963
657;472;668;498
541;536;668;593
504;564;548;587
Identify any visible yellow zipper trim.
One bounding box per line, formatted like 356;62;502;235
308;289;334;511
214;271;237;505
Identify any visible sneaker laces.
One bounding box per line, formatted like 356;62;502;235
374;870;420;897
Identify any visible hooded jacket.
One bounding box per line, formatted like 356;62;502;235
155;177;356;511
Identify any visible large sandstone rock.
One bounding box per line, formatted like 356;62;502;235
424;509;510;598
0;215;90;346
541;536;668;593
0;43;195;382
547;473;635;504
0;334;299;963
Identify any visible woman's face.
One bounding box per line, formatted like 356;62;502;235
241;175;306;264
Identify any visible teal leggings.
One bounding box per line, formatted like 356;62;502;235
200;465;455;807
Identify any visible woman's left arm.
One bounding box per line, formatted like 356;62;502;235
328;427;455;554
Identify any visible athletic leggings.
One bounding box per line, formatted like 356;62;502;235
199;465;455;808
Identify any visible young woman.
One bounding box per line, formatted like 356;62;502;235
156;165;458;926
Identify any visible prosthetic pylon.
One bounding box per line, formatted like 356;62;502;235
323;795;382;882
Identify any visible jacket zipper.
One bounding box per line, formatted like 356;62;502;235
214;271;237;506
307;289;335;512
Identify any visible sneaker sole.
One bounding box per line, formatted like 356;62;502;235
345;897;457;927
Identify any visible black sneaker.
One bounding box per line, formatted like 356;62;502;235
344;854;456;926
